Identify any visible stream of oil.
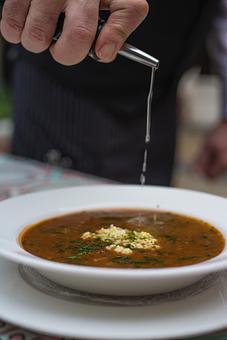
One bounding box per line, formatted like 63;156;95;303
140;67;156;185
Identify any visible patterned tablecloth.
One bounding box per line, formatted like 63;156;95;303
0;154;227;340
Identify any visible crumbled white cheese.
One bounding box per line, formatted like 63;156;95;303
81;231;92;239
81;224;160;255
106;244;133;255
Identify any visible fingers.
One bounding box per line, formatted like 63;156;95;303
1;0;63;52
50;0;99;65
21;0;63;53
96;0;149;62
0;0;149;65
0;0;31;43
1;0;100;64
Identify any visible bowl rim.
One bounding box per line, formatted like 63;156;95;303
0;184;227;278
0;244;226;278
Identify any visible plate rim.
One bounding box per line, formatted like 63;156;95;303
0;258;227;339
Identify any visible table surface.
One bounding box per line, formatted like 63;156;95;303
0;154;227;340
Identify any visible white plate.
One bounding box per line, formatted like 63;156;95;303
1;258;227;339
1;185;227;296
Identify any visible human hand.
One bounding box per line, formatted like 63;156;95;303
194;120;227;179
0;0;149;65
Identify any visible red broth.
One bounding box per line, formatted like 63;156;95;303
20;209;225;269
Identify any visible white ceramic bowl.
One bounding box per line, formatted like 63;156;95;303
0;185;227;296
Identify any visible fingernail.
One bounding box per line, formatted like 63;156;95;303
98;43;117;60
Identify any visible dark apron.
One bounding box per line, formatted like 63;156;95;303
11;0;217;185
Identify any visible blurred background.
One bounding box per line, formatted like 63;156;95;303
174;68;226;196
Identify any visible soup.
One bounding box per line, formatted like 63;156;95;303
20;209;225;269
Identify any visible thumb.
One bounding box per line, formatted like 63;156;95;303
96;0;149;62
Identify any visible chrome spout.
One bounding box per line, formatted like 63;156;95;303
118;43;159;69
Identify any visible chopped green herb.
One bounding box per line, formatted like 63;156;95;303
112;256;132;264
112;256;163;266
67;256;79;260
69;240;83;245
127;231;136;242
77;241;109;255
78;245;97;255
177;256;199;261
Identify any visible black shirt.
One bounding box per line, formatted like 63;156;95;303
11;0;218;184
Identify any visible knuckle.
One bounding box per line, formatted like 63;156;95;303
27;16;49;44
22;20;51;51
127;0;149;20
1;1;24;41
110;23;128;40
67;26;94;44
4;16;23;33
28;24;46;42
138;0;149;17
24;11;57;45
